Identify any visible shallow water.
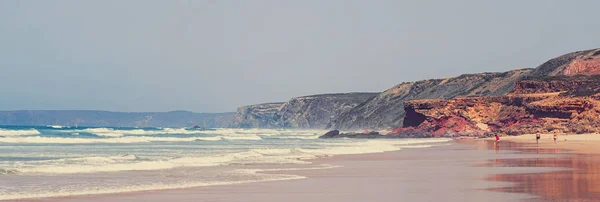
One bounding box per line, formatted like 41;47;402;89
37;140;570;202
0;126;451;200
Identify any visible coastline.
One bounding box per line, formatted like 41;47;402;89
13;140;572;202
8;135;600;202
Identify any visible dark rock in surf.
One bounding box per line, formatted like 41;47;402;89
318;130;388;139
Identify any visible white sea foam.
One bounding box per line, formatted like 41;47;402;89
398;144;434;149
241;164;342;173
0;136;222;144
392;138;454;145
0;129;41;137
0;128;454;200
66;127;205;137
0;137;452;175
265;135;320;140
4;164;345;202
0;169;307;200
93;132;125;137
0;163;345;200
6;150;301;174
314;138;451;156
221;134;262;141
15;159;179;174
5;138;451;175
55;128;327;139
198;128;280;135
47;125;64;129
198;128;326;136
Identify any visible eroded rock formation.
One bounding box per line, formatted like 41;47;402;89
229;103;284;128
232;48;600;131
229;93;378;128
398;75;600;137
328;69;532;130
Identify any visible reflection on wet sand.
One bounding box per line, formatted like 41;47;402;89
479;140;600;201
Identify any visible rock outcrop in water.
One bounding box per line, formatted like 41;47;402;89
318;130;388;139
229;93;378;129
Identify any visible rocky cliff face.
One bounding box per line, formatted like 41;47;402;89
278;93;378;128
229;103;285;128
231;48;600;131
399;75;600;137
230;93;378;128
529;48;600;77
512;75;600;95
328;69;531;130
330;48;600;130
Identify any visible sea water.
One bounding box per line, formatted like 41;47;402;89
0;126;451;200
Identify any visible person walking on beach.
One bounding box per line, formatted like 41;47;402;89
495;134;500;147
553;131;558;144
536;133;541;144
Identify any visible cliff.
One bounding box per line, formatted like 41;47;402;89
329;48;600;130
529;48;600;77
399;75;600;137
328;69;531;130
278;93;379;128
0;110;234;128
231;48;600;131
229;93;378;128
229;103;285;128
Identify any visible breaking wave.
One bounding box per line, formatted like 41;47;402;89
0;136;223;144
46;125;65;129
0;138;451;175
0;127;453;200
70;128;205;137
0;129;41;137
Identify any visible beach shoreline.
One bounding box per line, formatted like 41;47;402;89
12;139;570;202
8;135;600;202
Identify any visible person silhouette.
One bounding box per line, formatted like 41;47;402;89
494;134;500;149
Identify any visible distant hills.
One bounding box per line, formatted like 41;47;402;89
0;110;234;128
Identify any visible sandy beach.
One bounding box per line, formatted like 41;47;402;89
501;133;600;154
7;134;600;202
14;140;574;202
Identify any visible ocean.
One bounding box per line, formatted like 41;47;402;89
0;126;451;200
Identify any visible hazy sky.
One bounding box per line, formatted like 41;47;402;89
1;0;599;112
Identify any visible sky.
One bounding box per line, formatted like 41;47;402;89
1;0;599;113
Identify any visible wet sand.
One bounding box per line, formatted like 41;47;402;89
487;135;600;201
502;133;600;154
16;140;577;202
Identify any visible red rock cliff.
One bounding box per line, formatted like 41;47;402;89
399;75;600;137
